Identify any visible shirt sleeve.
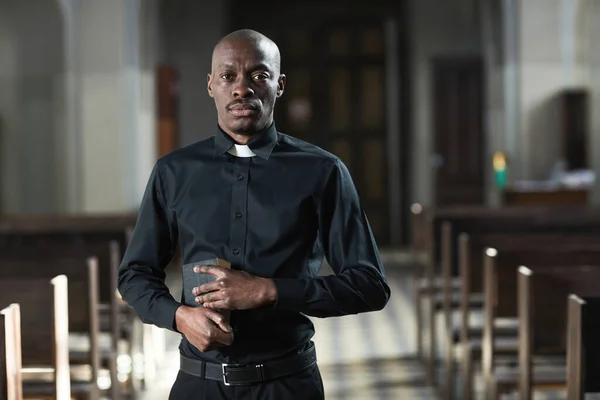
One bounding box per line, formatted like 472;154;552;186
117;161;182;331
271;158;391;317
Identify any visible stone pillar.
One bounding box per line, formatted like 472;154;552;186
0;0;65;213
583;0;600;203
58;0;158;213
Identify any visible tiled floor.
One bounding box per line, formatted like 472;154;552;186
136;251;438;399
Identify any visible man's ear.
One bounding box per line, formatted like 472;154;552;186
276;74;286;98
207;73;214;98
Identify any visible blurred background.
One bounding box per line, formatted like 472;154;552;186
1;0;599;399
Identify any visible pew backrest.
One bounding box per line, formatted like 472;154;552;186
518;265;600;400
435;206;600;275
0;241;119;306
0;304;22;400
465;233;600;294
0;214;134;264
491;249;600;318
0;258;99;377
0;277;69;376
567;295;600;399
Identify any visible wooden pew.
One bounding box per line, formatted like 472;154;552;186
2;242;121;339
1;304;22;400
0;259;101;400
439;228;600;398
425;208;600;392
514;265;600;400
0;214;140;396
566;294;600;400
419;206;600;383
0;276;72;400
480;248;600;400
452;234;600;399
0;213;167;395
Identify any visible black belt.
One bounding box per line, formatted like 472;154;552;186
179;344;317;386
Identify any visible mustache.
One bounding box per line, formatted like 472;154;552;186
226;100;260;110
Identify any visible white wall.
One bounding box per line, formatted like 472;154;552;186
0;0;230;214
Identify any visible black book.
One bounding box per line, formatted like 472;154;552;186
182;258;231;321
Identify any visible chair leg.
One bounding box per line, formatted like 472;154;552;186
414;277;423;361
428;297;438;385
443;330;454;400
85;384;100;400
110;352;122;400
461;344;473;400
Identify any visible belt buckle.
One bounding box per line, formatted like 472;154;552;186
221;363;265;386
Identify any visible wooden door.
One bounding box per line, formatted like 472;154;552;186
432;56;485;206
230;1;407;245
157;65;179;157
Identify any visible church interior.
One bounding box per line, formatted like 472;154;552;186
2;0;600;399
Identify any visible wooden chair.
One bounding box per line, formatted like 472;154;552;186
566;294;600;400
428;212;600;397
453;234;600;399
481;250;600;399
0;276;72;400
1;242;124;397
0;215;167;396
423;207;558;386
516;265;600;400
1;304;22;400
0;259;100;400
410;203;432;362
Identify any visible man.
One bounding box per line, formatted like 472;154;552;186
118;29;390;400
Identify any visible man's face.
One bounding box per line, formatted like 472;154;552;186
208;38;286;136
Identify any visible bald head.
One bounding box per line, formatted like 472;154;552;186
207;29;286;138
211;29;281;75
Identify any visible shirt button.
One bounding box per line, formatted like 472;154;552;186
233;248;240;255
235;212;243;218
237;174;244;181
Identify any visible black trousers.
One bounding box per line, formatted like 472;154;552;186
168;363;325;400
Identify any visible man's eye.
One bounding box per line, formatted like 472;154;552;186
221;74;233;80
253;74;268;81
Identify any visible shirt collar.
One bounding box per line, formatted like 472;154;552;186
229;144;256;157
214;122;278;160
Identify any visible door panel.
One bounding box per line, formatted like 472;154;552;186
230;1;409;245
433;57;485;206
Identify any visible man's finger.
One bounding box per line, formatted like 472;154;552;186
193;265;228;278
195;290;222;304
204;308;232;333
193;281;220;296
203;300;230;311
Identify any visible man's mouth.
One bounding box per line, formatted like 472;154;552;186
228;103;258;117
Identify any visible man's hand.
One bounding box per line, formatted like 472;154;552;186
192;265;277;310
175;306;234;352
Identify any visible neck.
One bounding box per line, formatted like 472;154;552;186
226;132;257;145
219;120;273;145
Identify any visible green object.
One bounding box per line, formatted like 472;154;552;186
495;169;507;188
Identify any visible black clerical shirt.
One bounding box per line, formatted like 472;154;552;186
118;123;391;364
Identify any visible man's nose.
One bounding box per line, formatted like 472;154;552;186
233;76;254;98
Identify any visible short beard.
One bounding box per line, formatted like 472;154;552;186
230;125;258;136
230;118;272;136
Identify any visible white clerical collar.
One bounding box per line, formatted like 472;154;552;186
228;144;256;158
